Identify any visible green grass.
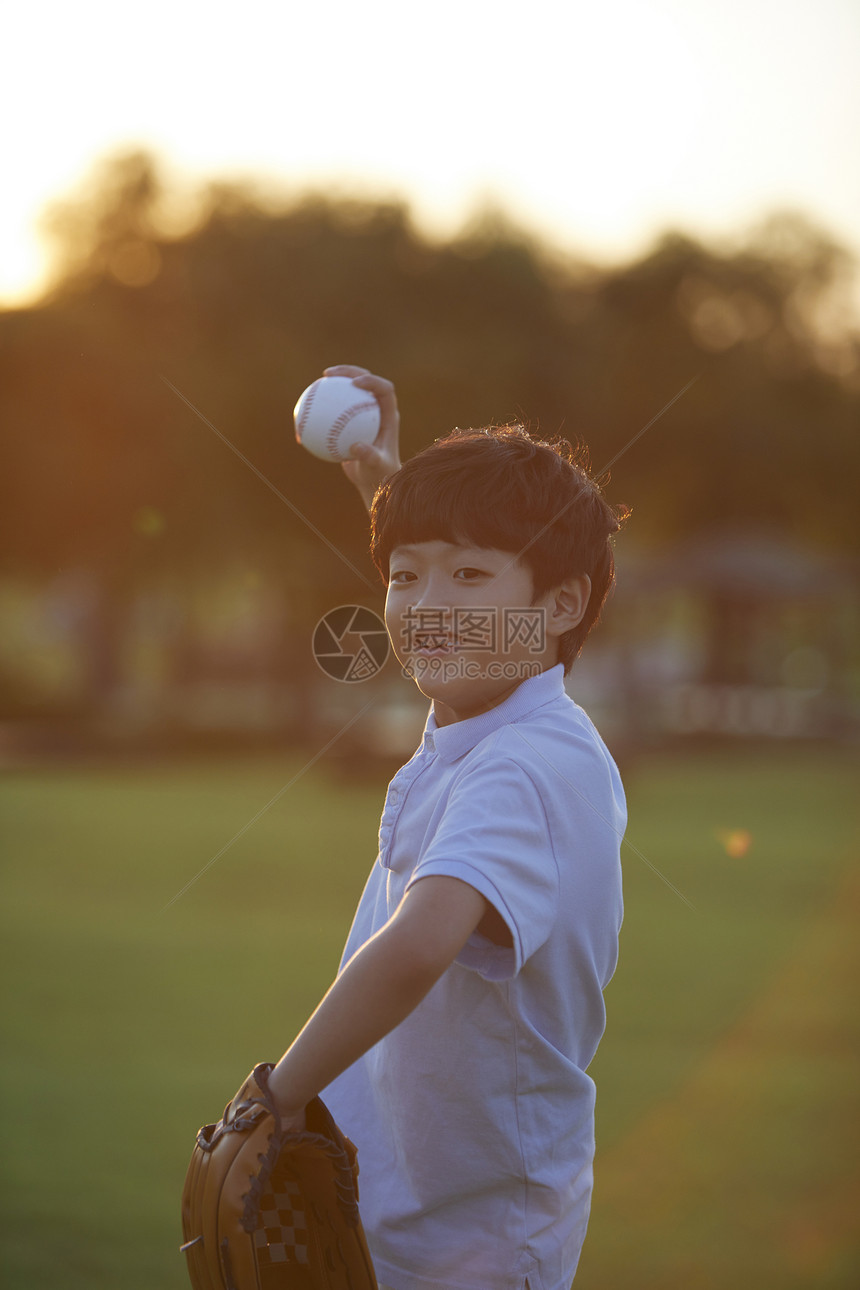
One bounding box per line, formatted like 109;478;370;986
581;747;860;1289
0;746;857;1288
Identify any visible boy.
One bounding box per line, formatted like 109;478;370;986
268;365;628;1290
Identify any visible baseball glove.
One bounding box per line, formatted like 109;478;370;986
180;1062;378;1289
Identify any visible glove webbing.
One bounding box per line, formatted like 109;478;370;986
241;1127;361;1231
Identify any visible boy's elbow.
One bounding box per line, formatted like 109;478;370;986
409;926;462;986
371;920;450;998
384;876;487;985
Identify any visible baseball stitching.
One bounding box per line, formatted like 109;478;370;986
296;385;378;460
295;382;319;438
325;402;378;459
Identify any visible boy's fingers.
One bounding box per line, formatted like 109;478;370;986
322;366;397;413
351;374;397;406
349;378;400;452
321;366;401;473
347;442;393;471
323;364;370;379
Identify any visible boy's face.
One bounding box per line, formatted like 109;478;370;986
385;539;562;726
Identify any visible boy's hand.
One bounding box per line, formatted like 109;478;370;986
323;364;402;512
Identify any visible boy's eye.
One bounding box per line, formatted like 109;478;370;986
390;568;487;583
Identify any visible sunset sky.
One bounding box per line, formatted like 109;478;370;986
4;0;859;310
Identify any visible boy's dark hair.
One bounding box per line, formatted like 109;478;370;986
370;425;630;672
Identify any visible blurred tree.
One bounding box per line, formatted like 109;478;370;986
576;217;860;546
39;149;169;290
0;150;857;713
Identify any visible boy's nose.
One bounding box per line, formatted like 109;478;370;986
411;572;448;609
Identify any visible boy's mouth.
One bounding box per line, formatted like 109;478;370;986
411;633;458;655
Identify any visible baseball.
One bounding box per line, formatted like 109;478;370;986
294;376;381;462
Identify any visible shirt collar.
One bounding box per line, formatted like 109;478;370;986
421;664;566;763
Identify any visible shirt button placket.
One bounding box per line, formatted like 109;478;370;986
378;733;436;866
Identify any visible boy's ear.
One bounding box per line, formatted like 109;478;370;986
545;574;591;636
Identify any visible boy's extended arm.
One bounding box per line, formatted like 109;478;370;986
267;875;487;1121
323;364;402;513
269;363;412;1121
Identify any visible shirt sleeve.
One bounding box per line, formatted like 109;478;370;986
406;755;559;979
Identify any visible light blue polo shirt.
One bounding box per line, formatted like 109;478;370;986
323;664;626;1290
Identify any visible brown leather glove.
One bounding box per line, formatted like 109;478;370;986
180;1063;378;1289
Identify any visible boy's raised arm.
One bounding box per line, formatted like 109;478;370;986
324;364;402;513
266;365;409;1126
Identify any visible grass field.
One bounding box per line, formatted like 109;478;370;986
1;743;858;1288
